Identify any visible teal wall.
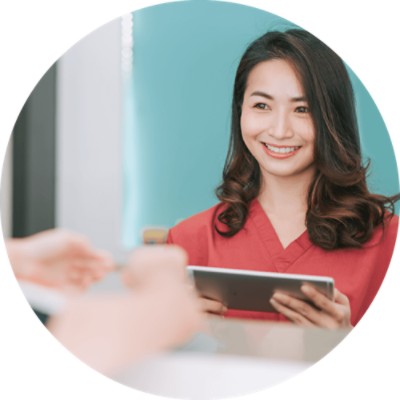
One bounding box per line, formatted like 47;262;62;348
123;0;399;248
349;70;398;194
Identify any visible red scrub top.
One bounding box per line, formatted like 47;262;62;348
167;200;398;326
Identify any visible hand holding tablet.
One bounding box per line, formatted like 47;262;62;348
187;266;334;314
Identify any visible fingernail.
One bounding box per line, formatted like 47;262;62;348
272;293;284;301
301;285;311;293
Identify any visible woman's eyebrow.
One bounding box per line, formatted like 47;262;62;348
291;96;307;102
250;91;307;102
250;91;274;100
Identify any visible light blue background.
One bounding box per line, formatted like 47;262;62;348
123;0;399;248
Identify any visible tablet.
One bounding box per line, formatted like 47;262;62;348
187;266;335;313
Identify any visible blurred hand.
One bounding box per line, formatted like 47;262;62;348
48;245;208;375
6;229;114;291
122;245;205;352
124;246;227;316
122;244;188;288
270;284;352;329
49;245;204;375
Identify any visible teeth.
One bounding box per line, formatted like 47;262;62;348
265;144;299;154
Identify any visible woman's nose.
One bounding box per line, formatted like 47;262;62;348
268;111;293;139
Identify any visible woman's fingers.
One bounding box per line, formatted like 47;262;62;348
301;284;336;313
302;285;350;325
270;286;352;328
200;298;227;315
270;293;315;326
333;288;351;306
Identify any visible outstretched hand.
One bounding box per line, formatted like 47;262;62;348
270;284;352;329
48;245;204;375
7;229;114;290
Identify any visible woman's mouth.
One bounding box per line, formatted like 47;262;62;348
263;143;301;158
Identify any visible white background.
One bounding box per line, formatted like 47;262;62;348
0;1;399;399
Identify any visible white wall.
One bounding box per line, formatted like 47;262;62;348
56;17;126;261
0;141;12;238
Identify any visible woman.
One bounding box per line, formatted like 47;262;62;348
167;29;399;328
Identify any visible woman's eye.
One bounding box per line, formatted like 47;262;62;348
254;103;268;110
295;106;310;113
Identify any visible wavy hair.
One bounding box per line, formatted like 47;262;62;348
215;29;399;250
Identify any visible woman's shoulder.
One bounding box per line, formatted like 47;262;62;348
381;212;398;238
167;203;225;264
384;212;399;240
365;213;399;248
167;203;223;242
386;212;399;225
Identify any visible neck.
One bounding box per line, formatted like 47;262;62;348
258;170;315;217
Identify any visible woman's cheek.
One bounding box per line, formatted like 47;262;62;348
241;112;264;138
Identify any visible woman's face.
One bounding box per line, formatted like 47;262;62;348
240;59;315;183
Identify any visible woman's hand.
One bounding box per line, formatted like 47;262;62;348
269;284;352;329
199;297;227;315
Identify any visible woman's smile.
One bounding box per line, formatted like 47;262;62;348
262;143;301;158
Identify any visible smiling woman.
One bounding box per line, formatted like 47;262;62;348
241;59;316;183
167;29;399;329
239;59;316;249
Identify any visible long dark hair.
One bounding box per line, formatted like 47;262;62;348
215;29;399;250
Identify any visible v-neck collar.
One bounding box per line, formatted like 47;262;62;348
248;199;313;272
